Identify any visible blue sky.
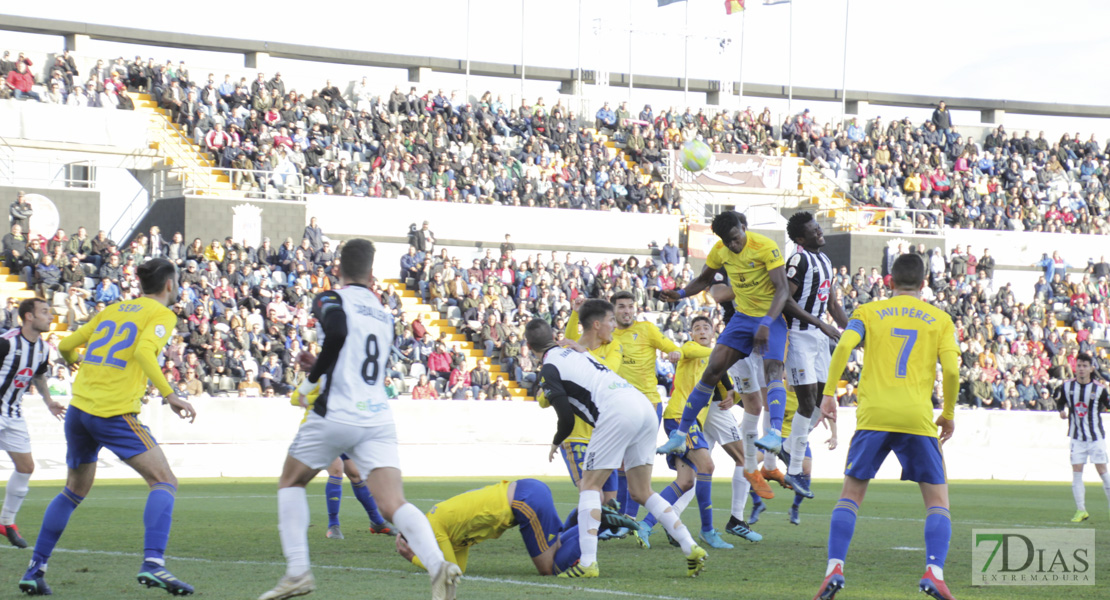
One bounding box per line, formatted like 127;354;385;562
3;0;1105;105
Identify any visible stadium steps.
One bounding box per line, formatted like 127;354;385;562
597;129;653;185
797;163;856;230
382;279;532;400
127;92;236;195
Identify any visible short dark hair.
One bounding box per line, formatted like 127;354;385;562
137;258;177;295
340;238;375;281
18;298;45;322
787;211;815;244
890;253;926;290
579;299;615;329
1077;352;1094;366
711;210;747;240
691;315;712;329
611;291;634;305
524;318;554;353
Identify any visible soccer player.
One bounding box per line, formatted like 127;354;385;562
656;211;790;464
781;212;848;498
1055;352;1110;523
0;298;67;548
814;254;959;600
527;318;707;579
22;258;198;596
260;239;460;600
289;393;392;539
640;315;760;549
609;290;686;519
395;478;632;576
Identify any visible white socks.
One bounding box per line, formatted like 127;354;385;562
1101;472;1110;509
393;502;445;576
826;558;844;576
741;412;759;472
672;487;695;516
0;471;31;526
577;490;602;566
732;466;751;520
644;493;694;554
788;411;811;475
277;487;310;577
1073;471;1086;511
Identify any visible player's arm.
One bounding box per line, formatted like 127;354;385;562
31;359;65;420
826;285;850;328
135;312;196;422
765;265;790;322
306;291;344;386
1054;385;1067;419
936;321;960;443
564;299;582;341
821;315;865;422
58;315;99;364
679;339;711;360
540;364;576;455
649;325;682;362
662;264;716;302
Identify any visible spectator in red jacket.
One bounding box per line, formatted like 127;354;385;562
6;61;39;101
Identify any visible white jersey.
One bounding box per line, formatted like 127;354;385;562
1055;379;1110;442
310;285;394;427
539;346;639;426
0;329;50;419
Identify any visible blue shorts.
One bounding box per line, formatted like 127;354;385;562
511;478;563;558
662;418;709;471
65;405;158;469
844;430;946;485
654;402;662;422
717;312;787;362
560;443;618;492
339;453;350;461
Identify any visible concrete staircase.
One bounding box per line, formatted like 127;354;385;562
383;279;532;400
0;267;72;339
127;92;234;195
599;129;653;185
797;162;855;230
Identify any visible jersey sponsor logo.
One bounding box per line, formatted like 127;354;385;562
789;253;802;266
817;279;831;302
155;324;167;338
786;266;797;279
12;367;33;389
771;249;781;258
1075;400;1089;419
355;400;390;413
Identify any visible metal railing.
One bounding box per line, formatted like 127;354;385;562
0;154;98;189
178;166;307;201
826;206;944;235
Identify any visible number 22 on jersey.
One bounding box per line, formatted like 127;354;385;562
84;319;138;369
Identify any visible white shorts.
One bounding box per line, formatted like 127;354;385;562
288;412;401;474
583;391;658;471
702;402;742;447
786;328;831;386
728;353;765;395
1070;439;1109;465
0;417;30;454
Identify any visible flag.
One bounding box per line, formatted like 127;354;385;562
763;0;791;5
725;0;745;14
658;0;687;6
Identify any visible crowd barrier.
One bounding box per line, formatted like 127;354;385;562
14;397;1084;484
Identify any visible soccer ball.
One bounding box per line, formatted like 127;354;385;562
680;139;712;172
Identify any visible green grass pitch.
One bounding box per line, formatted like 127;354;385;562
0;478;1105;599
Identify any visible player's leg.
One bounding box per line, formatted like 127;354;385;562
784;334;819;497
686;447;733;549
124;445;197;594
756;316;789;454
741;389;775;499
324;458;344;537
342;456;390;533
1;450;34;547
637;456;693;548
1070;439;1089;521
260;454;324;600
717;439;762;541
891;432;955;599
659;340;746;453
790;450;813;525
510;479;564;576
567;468;611;577
625;464;707;577
1096;460;1110;520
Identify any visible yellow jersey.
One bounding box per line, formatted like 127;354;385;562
822;295;959;437
413;480;515;573
781;388;799;437
612;321;682;405
705;232;785;317
558;311;625;443
664;341;720;421
59;297;177;418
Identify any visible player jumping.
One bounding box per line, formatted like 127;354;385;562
1056;352;1110;523
814;254;959;600
22;258;198;596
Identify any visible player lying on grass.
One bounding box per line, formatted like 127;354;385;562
395;479;637;575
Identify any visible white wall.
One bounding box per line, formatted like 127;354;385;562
16;397;1083;484
0;100;150;149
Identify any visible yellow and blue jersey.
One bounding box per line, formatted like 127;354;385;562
60;297;177;418
705;232;785;317
824;295;959;438
664;341;720;422
612;321;683;405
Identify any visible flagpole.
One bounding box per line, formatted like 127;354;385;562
787;0;793;116
628;0;634;101
576;0;582;108
840;0;850;123
683;0;690;106
465;0;471;104
738;8;746;108
520;0;525;102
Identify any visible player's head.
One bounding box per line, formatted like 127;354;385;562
890;253;926;292
711;211;748;253
138;257;179;304
524;318;556;356
610;291;636;328
690;315;713;346
787;211;824;249
579;299;616;344
1076;352;1094;381
339;238;375;285
18;298;51;334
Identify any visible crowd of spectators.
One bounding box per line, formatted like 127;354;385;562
2;49;136;109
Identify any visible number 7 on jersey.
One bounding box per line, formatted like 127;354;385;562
891;328;918;379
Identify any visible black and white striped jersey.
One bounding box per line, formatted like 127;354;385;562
785;247;834;331
1055;380;1110;442
539;346;640;445
0;329;50;419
